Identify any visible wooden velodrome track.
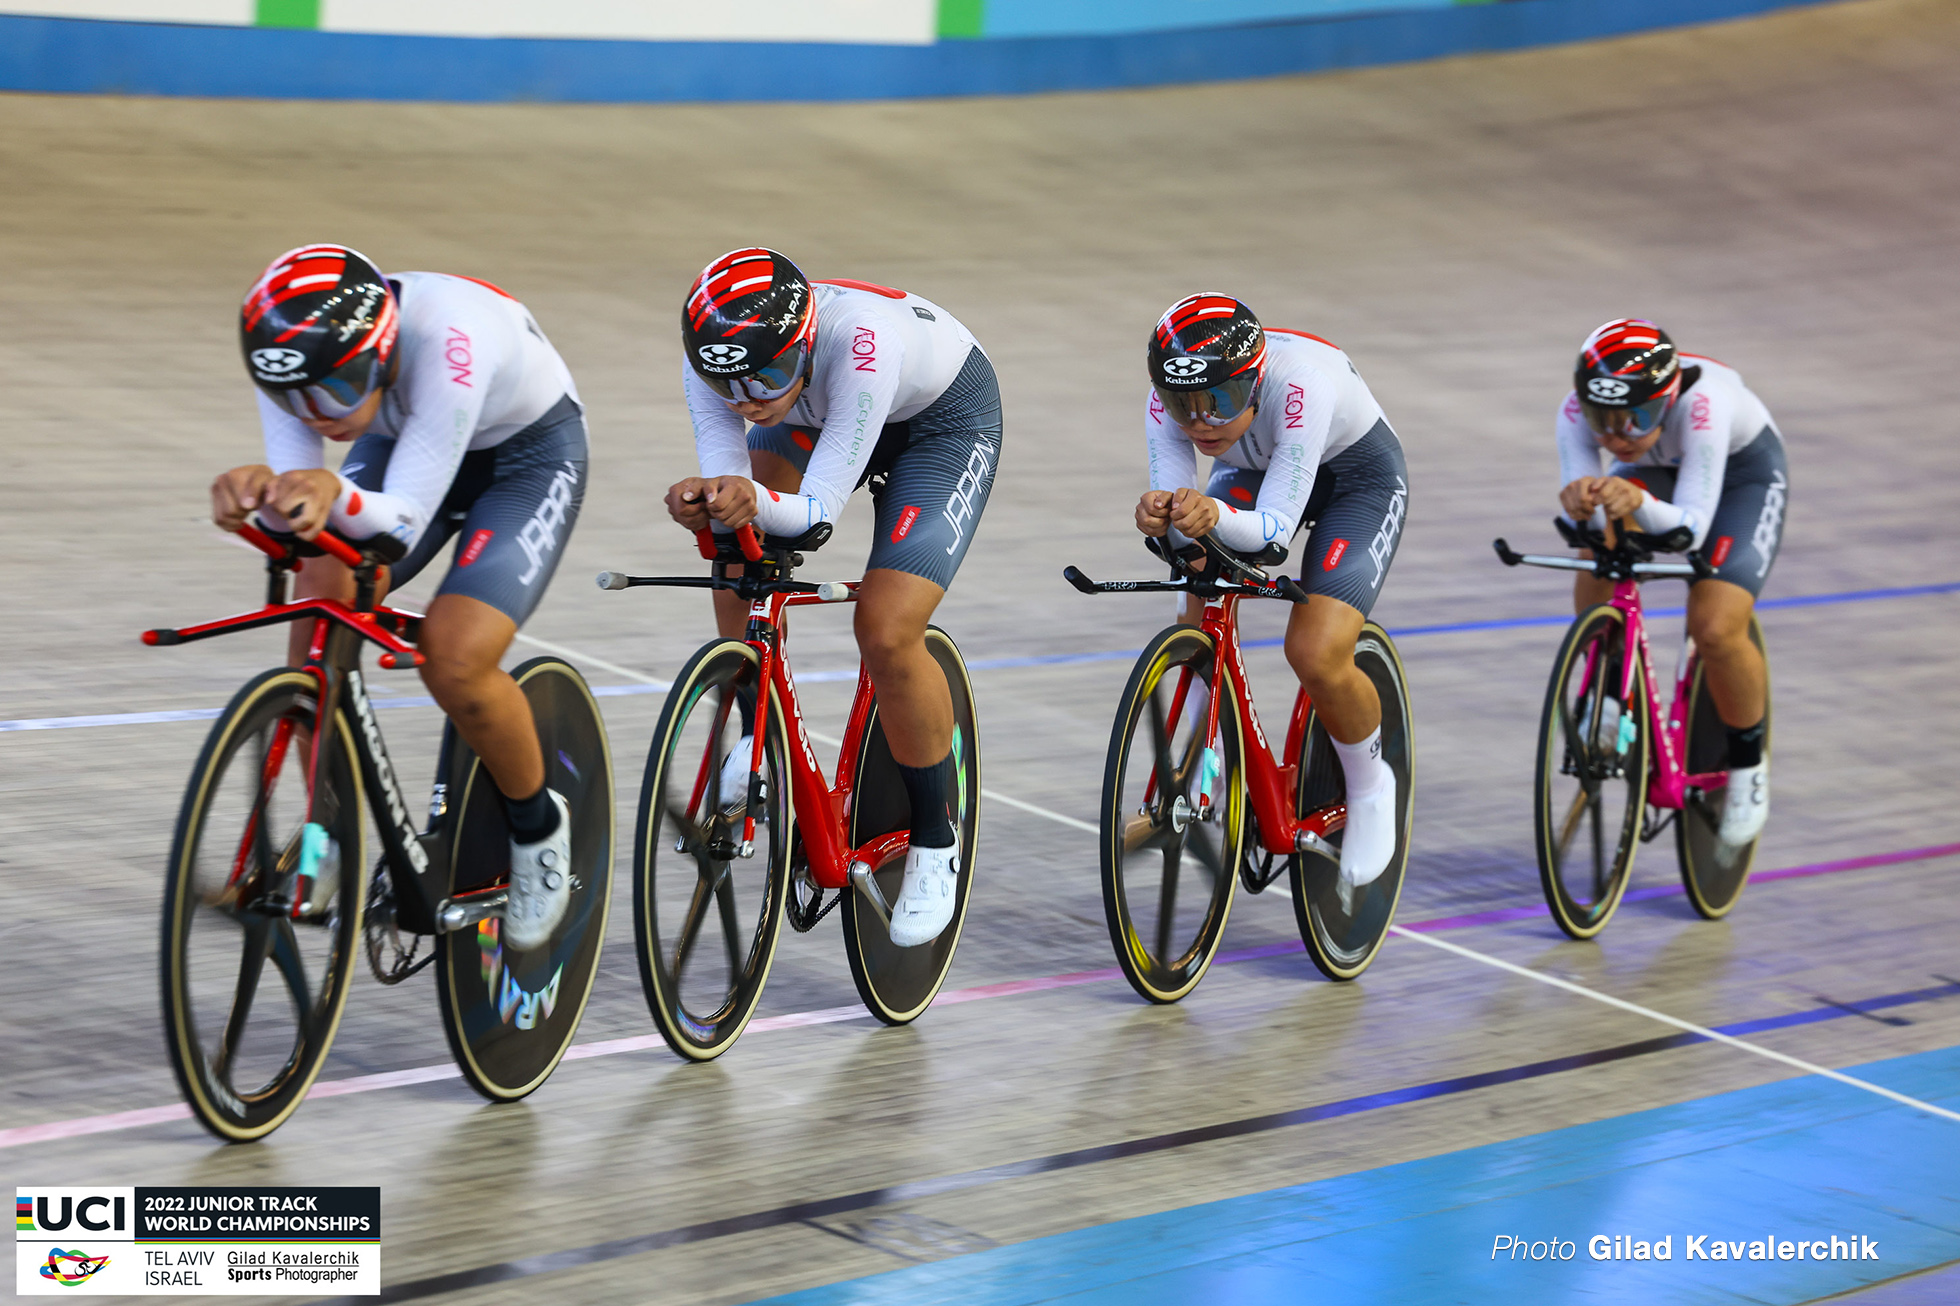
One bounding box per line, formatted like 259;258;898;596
3;0;1958;1299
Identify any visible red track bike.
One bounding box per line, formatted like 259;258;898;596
599;523;980;1060
1066;535;1415;1000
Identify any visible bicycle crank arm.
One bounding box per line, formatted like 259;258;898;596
846;862;892;930
436;891;507;933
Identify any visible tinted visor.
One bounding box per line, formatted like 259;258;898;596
1580;392;1672;438
1154;372;1258;428
263;350;386;421
698;337;811;404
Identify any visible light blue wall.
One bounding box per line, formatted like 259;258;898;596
976;0;1458;39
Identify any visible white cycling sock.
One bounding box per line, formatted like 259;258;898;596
1331;727;1389;800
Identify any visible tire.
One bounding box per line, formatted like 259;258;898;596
841;627;981;1024
1677;615;1770;919
160;668;367;1142
1100;625;1242;1003
633;640;790;1060
1290;623;1415;979
1533;606;1650;940
435;657;614;1098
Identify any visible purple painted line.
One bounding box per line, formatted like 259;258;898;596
1399;839;1960;933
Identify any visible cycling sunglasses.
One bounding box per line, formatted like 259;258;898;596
1154;372;1259;429
1580;392;1672;439
262;351;387;422
699;338;811;404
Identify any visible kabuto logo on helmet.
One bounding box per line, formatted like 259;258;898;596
1162;357;1209;379
1587;377;1631;401
250;347;308;377
697;343;749;369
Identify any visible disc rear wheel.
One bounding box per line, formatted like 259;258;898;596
1534;605;1649;939
1289;623;1414;979
437;656;614;1099
1677;615;1769;918
841;627;980;1024
1100;625;1242;1003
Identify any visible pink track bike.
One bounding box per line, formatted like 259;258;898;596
1496;519;1771;938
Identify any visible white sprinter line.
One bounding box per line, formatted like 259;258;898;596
1388;925;1960;1123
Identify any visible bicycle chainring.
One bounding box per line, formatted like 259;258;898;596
362;860;432;984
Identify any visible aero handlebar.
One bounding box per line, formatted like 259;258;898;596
695;525;764;562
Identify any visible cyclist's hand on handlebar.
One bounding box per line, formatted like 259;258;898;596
210;464;278;533
1594;476;1646;521
1558;476;1604;521
262;468;342;540
668;475;758;531
1167;487;1218;540
1135;490;1174;537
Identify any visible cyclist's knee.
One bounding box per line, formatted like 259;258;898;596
415;627;506;718
1687;590;1755;658
1285;628;1351;696
854;606;925;675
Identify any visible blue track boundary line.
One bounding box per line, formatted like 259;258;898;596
324;976;1960;1303
6;577;1953;733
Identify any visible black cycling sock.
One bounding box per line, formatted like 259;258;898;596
898;752;956;850
504;785;561;845
1725;719;1767;769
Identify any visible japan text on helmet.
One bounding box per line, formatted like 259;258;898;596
683;248;816;403
1574;319;1681;436
1148;294;1267;428
240;245;399;421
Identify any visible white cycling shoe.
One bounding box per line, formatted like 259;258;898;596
1337;772;1399;906
1718;762;1769;846
888;835;960;948
504;790;573;951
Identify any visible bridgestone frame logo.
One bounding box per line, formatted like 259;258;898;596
348;671;428;877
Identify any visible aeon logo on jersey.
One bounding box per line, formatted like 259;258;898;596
1691;394;1713;430
698;343;748;368
445;328;473;388
250;347;307;378
1162;357;1208;379
852;327;877;372
1284;383;1306;430
1587;377;1631;400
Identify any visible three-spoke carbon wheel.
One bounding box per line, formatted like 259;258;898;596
160;669;367;1142
1100;625;1243;1003
1677;615;1769;919
634;639;791;1060
1289;622;1415;980
841;627;981;1024
437;656;614;1099
1534;605;1651;939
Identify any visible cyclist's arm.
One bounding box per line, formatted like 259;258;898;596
1555;392;1609;529
1226;380;1331;553
1627;392;1729;546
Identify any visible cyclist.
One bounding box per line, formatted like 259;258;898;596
665;248;1001;948
1134;294;1409;895
1557;318;1784;846
208;245;588;950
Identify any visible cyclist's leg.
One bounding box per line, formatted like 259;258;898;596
711;427;817;641
1686;428;1784;841
1285;421;1408;884
857;348;1001;944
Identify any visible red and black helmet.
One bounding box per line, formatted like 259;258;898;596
682;248;816;403
1148;294;1267;428
240;244;398;421
1574;319;1682;435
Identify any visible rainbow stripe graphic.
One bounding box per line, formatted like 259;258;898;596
16;1195;34;1231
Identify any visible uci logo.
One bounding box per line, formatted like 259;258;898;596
697;343;748;368
1162;357;1208;379
250;347;307;376
1587;377;1631;400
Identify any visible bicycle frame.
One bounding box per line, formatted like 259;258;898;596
1494;521;1726;812
143;524;485;938
1597;579;1728;810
